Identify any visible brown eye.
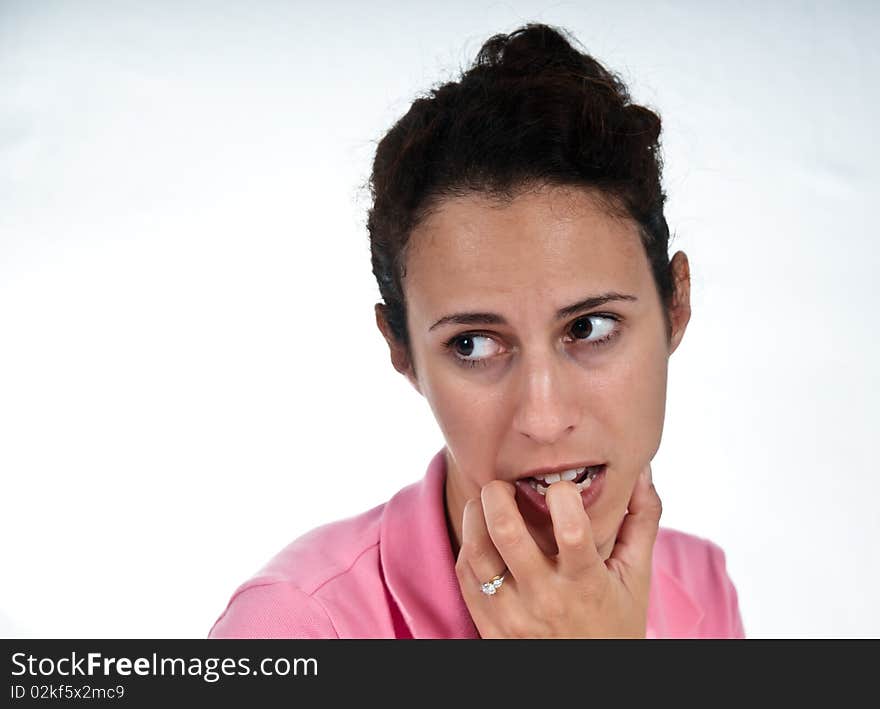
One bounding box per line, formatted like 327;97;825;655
444;333;501;368
571;316;594;340
453;336;475;356
568;314;621;349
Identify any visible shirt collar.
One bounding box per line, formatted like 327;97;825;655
380;446;704;639
380;447;479;638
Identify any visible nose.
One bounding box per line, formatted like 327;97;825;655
512;349;579;445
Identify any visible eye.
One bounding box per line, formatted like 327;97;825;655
567;314;621;348
443;333;503;369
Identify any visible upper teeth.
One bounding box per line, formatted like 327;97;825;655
526;465;603;495
532;467;585;483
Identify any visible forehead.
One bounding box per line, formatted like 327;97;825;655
404;185;649;314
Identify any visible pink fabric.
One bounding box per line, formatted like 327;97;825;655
209;447;746;639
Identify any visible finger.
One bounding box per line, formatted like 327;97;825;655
460;497;508;586
544;480;604;580
609;463;662;577
480;480;551;587
454;554;507;639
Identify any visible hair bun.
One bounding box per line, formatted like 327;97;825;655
475;23;585;75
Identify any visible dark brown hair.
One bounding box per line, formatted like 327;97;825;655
367;22;674;361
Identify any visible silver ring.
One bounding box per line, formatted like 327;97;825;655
480;572;507;596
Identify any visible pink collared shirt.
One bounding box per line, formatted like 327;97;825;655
209;448;746;639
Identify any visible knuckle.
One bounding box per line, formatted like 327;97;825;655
651;490;663;518
490;515;523;546
557;523;588;548
460;539;484;561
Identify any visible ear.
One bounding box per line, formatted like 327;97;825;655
667;251;691;355
375;303;422;394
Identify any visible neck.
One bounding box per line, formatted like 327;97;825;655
442;449;469;560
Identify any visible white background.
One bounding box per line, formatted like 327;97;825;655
2;1;878;638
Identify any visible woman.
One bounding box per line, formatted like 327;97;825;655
209;22;745;639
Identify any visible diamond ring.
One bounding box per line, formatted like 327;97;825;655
480;572;507;596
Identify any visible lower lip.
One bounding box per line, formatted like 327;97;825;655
513;465;607;517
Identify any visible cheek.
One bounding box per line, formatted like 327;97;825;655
633;351;669;454
591;348;668;538
422;374;504;483
603;344;669;460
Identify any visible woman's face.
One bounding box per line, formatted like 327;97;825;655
376;183;690;561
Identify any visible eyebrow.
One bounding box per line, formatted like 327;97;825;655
428;292;638;332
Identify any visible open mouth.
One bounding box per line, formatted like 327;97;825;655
525;464;606;496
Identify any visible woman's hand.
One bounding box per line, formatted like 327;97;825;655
454;463;661;638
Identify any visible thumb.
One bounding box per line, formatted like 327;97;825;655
608;463;662;579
